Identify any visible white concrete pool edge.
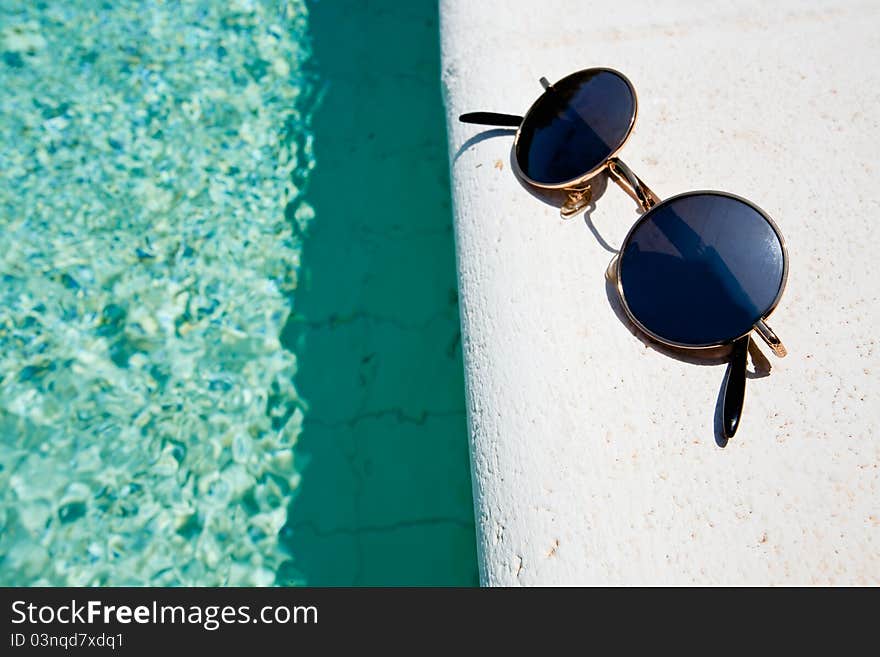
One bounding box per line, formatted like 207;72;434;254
440;0;880;585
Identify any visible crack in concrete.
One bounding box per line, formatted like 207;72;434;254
289;309;454;332
308;408;466;429
291;516;474;538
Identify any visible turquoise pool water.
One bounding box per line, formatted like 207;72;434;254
0;0;477;585
278;0;478;585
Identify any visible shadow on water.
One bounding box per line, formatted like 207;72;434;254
277;1;479;585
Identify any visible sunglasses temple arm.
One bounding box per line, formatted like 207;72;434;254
458;112;523;127
721;335;750;439
722;320;787;440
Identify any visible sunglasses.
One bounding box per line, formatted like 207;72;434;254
459;67;788;441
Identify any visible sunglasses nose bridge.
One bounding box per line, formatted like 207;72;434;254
560;158;660;220
607;158;660;212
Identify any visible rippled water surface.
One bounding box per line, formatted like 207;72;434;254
0;0;477;586
1;0;315;585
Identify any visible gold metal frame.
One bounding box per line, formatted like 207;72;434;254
511;67;639;216
613;189;789;355
507;67;788;357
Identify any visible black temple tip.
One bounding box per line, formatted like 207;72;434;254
722;336;750;440
458;112;522;127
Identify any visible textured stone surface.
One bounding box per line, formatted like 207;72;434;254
441;0;879;584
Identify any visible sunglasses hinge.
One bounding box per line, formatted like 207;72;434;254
753;319;787;358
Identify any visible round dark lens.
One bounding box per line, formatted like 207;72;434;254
619;193;785;347
516;68;635;185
